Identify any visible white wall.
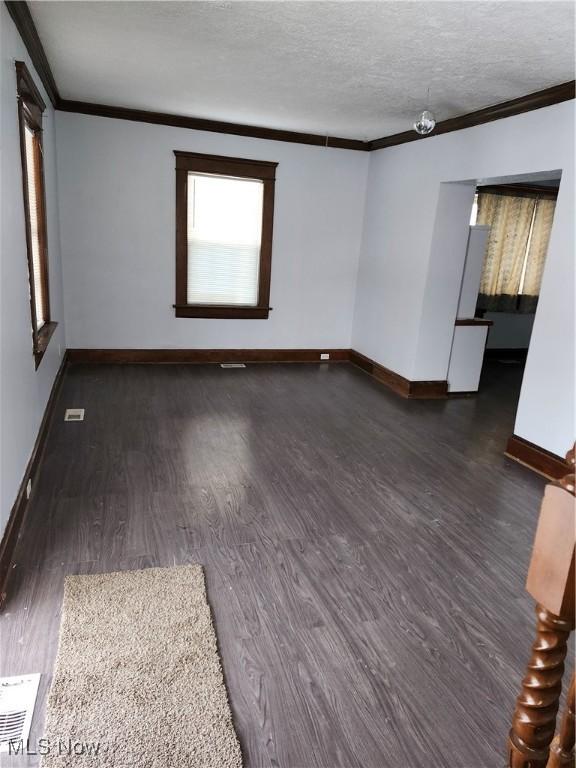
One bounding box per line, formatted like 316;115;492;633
55;113;369;350
486;312;535;349
6;41;572;465
0;5;66;533
353;101;574;457
412;182;477;378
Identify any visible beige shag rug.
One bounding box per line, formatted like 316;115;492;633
41;565;242;767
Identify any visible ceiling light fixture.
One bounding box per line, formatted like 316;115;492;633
413;88;436;135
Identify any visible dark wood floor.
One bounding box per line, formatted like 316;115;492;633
1;359;547;767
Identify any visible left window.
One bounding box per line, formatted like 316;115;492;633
16;62;56;367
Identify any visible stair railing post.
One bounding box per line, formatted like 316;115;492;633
507;445;575;768
547;673;575;768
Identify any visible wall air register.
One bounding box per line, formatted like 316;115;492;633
64;408;85;421
0;673;41;753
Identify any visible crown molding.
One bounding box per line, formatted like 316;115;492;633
55;81;576;152
368;81;576;151
56;99;369;151
5;0;59;106
6;1;575;152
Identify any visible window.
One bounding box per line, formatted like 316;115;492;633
16;61;56;366
475;185;557;314
174;151;277;318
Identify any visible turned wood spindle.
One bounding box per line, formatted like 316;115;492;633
508;607;572;767
547;673;575;768
507;443;576;768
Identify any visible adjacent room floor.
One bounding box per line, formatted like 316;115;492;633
1;359;546;767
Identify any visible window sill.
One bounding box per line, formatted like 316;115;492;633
174;305;271;319
34;321;58;368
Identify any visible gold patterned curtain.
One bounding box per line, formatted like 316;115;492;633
519;197;556;312
476;191;556;313
476;193;534;312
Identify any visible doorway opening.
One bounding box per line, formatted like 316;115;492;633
448;170;561;420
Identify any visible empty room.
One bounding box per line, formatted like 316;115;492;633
1;1;575;766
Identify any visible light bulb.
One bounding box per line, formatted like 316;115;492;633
413;110;436;135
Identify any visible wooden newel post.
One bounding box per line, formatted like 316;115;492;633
508;445;575;768
547;674;575;768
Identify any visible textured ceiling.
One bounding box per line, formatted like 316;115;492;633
29;1;575;140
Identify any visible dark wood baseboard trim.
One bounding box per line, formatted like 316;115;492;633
409;380;449;399
349;349;447;399
68;348;447;398
0;351;68;609
67;348;350;365
505;435;570;481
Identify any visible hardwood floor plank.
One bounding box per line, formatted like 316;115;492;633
0;360;549;766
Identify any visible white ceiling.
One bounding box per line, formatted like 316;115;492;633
30;1;575;140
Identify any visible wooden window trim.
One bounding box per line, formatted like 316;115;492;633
16;61;56;368
479;184;559;200
174;151;277;319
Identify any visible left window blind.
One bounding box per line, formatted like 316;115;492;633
24;124;46;329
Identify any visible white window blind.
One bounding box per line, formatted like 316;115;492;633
24;124;46;329
187;173;263;306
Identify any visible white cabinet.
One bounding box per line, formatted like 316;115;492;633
457;226;489;319
447;225;491;393
448;324;490;392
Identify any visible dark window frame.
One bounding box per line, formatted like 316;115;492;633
478;183;558;201
174;151;277;319
16;61;56;367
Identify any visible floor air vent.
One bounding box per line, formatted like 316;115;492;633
220;363;246;368
64;408;85;421
0;674;40;753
